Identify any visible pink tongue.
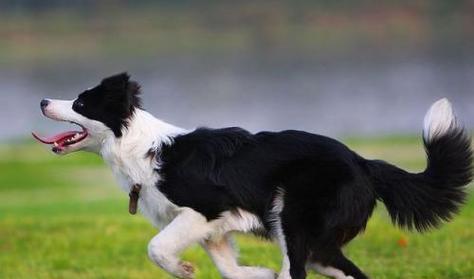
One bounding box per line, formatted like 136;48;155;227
32;131;81;144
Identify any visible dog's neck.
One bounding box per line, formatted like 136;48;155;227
100;108;186;192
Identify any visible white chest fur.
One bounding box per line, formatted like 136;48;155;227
100;110;187;227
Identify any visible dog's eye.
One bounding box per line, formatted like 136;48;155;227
73;100;85;110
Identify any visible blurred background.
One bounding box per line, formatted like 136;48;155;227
1;1;473;278
1;0;473;138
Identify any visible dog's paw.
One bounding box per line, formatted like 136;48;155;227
345;276;355;279
177;261;195;279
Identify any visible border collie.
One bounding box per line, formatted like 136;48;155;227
33;73;472;279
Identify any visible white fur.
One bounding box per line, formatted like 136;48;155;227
217;208;263;234
423;98;457;143
270;190;291;279
310;263;354;279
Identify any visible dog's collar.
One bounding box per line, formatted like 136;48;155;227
129;184;142;215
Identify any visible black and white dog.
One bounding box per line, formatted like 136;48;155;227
33;73;472;279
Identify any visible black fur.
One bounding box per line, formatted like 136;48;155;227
73;72;141;137
157;126;471;279
365;127;472;232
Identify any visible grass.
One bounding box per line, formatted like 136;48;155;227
0;137;473;279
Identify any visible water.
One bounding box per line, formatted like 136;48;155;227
1;54;473;141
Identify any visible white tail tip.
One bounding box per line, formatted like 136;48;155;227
423;98;457;142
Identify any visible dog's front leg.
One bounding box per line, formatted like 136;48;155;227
147;208;213;279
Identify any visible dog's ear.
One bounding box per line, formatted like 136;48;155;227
127;79;142;109
101;72;142;111
101;72;130;92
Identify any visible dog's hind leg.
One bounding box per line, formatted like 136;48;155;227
271;190;308;279
203;233;276;279
147;208;215;279
282;229;309;279
276;208;309;279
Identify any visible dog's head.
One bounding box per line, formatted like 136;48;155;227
33;73;141;154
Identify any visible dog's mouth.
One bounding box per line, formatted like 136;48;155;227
32;122;88;154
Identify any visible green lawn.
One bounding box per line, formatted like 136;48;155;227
0;137;473;279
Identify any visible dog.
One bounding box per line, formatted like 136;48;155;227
33;73;472;279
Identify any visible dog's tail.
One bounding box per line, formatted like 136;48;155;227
364;98;472;232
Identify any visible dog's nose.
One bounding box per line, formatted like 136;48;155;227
40;99;50;112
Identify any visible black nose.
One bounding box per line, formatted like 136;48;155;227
40;99;50;112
